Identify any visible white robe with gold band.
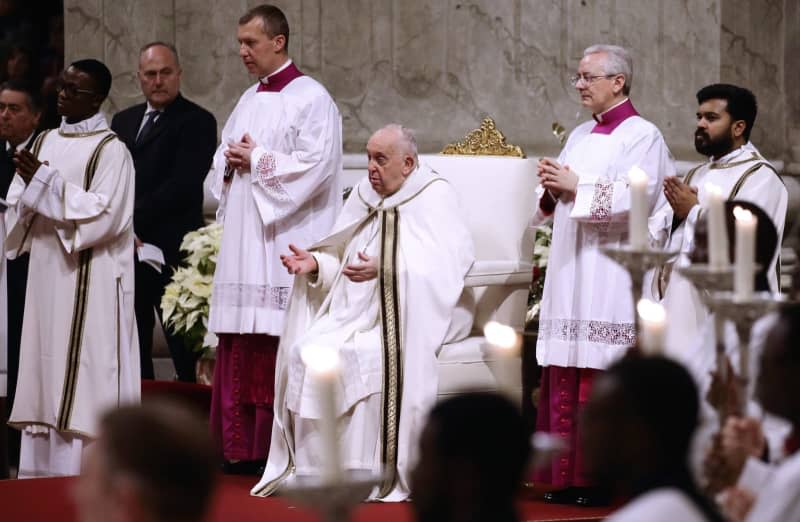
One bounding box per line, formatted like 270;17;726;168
4;113;140;477
655;143;787;355
252;165;475;501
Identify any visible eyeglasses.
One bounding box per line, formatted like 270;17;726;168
55;80;96;97
569;74;617;87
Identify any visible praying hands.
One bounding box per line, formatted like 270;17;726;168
537;157;578;199
13;149;46;185
664;175;699;220
224;133;257;172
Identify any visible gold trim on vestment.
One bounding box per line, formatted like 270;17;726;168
56;132;116;431
57;129;111;138
708;153;762;170
441;117;525;157
376;206;402;498
7;420;94;439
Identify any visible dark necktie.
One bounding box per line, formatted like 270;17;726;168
136;111;160;144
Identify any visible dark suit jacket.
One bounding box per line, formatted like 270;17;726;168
0;132;39;199
111;94;217;267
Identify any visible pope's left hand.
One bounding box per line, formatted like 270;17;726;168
224;133;256;172
343;251;378;282
538;157;578;198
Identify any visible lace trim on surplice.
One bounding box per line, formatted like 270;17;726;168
538;318;636;346
253;151;294;219
211;283;290;310
589;178;613;222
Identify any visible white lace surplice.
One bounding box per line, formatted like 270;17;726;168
208;76;342;335
533;116;674;369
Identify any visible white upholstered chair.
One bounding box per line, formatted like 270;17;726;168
421;154;537;403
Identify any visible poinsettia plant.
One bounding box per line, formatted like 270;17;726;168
526;225;552;325
161;223;222;357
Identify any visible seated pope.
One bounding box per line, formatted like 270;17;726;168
251;124;475;501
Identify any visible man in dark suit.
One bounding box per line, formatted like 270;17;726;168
111;42;216;382
0;80;41;478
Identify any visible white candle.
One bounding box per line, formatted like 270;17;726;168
483;321;521;399
628;166;649;250
705;183;729;270
300;344;343;483
636;299;666;355
733;206;757;300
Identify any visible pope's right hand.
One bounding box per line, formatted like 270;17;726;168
280;244;318;275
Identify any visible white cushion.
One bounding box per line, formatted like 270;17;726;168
437;335;522;399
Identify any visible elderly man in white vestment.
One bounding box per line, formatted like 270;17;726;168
252;125;475;501
3;59;139;478
530;44;674;505
207;4;342;473
654;84;787;353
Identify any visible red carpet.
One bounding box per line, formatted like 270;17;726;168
1;475;612;522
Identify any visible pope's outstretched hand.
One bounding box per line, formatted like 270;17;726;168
281;244;318;275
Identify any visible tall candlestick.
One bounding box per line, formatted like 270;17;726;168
301;344;343;484
705;183;729;270
637;299;666;354
483;321;521;400
733;206;757;300
628;166;649;249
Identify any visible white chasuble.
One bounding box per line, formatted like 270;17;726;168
252;165;475;501
3;113;139;475
533;106;674;370
654;143;787;356
208;71;342;335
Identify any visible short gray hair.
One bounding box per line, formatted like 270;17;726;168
583;44;633;95
380;123;419;167
139;41;180;68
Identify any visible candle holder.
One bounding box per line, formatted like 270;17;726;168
600;244;677;315
701;291;787;417
279;470;385;522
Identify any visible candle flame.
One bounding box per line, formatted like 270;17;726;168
636;299;666;323
628;165;648;184
704;182;723;196
733;206;755;223
483;321;519;351
301;344;340;375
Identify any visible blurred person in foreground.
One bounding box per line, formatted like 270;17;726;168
583;355;724;521
74;400;218;522
411;392;531;522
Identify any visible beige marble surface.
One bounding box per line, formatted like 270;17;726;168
64;0;797;160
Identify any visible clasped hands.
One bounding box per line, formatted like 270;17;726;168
13;149;47;186
224;133;257;173
280;244;378;283
664;175;698;220
537;157;577;200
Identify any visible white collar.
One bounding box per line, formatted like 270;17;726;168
710;143;753;165
144;102;163;115
259;58;293;84
5;130;35;152
59;112;109;135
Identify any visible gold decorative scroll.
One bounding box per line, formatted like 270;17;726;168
441;117;525;158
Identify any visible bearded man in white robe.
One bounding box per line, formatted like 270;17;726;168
207;4;342;473
654;84;787;353
531;44;674;505
4;59;139;478
252;125;475;501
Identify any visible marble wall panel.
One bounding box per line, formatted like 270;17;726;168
63;0;798;162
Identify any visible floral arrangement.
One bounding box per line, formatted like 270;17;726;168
526;224;552;325
161;223;222;357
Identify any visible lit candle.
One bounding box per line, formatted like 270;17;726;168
636;299;666;354
483;321;521;399
628;166;649;250
733;206;757;300
705;183;729;270
300;344;343;483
